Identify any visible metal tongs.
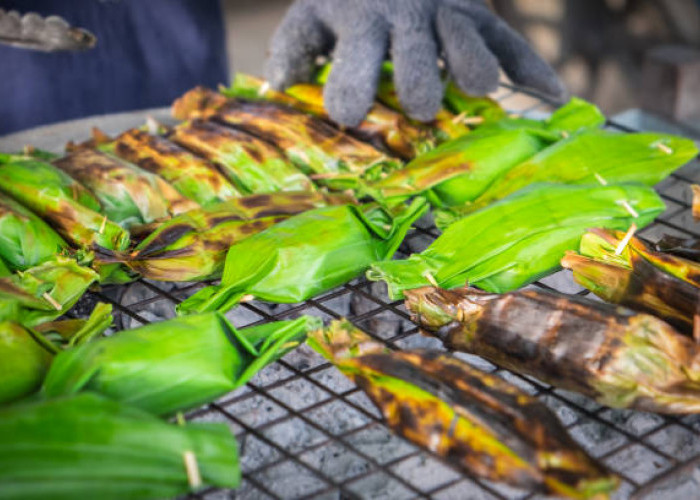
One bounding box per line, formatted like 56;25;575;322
0;9;96;52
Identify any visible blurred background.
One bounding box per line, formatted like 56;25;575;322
224;0;700;134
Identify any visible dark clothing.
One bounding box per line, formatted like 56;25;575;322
0;0;228;135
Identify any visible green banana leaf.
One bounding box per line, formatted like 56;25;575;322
0;303;112;405
54;148;198;227
0;156;130;252
0;193;67;271
309;321;617;499
100;128;242;206
43;314;319;416
0;259;11;278
227;73;435;160
363;98;607;205
172;87;402;188
0;256;99;327
106;192;345;282
442;81;508;123
178;198;429;314
443;129;698;217
171;119;314;194
0;393;240;499
368;183;665;298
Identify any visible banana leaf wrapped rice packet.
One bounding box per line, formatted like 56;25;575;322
43;313;318;416
172;87;402;188
170;119;313;194
407;286;700;414
369;183;664;298
228;73;434;159
363;98;608;205
0;155;130;254
0;303;112;405
562;228;700;335
103;191;349;282
94;127;242;206
0;192;67;271
0;256;98;327
178;198;428;314
54;148;198;227
309;321;617;499
0;393;240;499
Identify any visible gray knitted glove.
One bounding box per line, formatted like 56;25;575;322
265;0;565;126
0;9;96;52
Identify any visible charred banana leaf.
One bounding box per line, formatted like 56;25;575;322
309;321;617;498
656;235;700;262
369;183;664;298
178;199;428;314
407;286;700;414
101;128;242;206
0;256;99;327
54;148;198;227
562;228;700;335
0;193;67;271
0;393;240;499
43;313;318;416
0;303;112;405
228;73;434;159
109;192;343;282
170;119;313;194
0;156;130;252
172;87;401;188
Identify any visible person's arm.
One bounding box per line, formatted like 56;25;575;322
266;0;566;126
0;8;95;52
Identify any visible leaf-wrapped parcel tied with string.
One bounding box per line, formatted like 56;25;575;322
43;313;320;417
0;393;240;499
0;303;112;405
562;228;700;336
368;183;664;299
0;256;99;327
177;198;428;315
309;321;618;499
102;191;350;282
0;193;68;272
406;286;700;414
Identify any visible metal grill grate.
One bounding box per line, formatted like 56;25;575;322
70;87;700;500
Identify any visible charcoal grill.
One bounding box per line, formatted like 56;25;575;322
2;85;700;499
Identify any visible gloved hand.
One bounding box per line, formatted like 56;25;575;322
265;0;566;126
0;9;95;52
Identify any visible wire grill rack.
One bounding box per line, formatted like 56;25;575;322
69;87;700;500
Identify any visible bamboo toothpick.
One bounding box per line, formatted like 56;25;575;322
182;451;202;489
42;292;62;311
655;142;673;155
615;224;638;256
618;200;640;218
99;215;107;235
561;131;570;139
594;173;608;186
462;116;485;126
451;111;468;125
423;272;439;288
240;294;255;303
258;80;271;97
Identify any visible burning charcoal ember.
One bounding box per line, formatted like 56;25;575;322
562;228;700;335
406;286;700;414
309;320;618;498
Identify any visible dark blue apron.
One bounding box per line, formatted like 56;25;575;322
0;0;228;135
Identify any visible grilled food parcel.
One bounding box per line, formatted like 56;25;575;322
562;228;700;336
100;191;351;282
172;86;402;189
177;198;428;315
309;321;617;499
43;313;318;417
0;256;98;327
368;183;665;299
54;147;198;227
406;286;700;415
0;393;240;499
85;127;242;206
227;73;434;160
0;303;112;405
0;192;68;272
366;125;696;213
